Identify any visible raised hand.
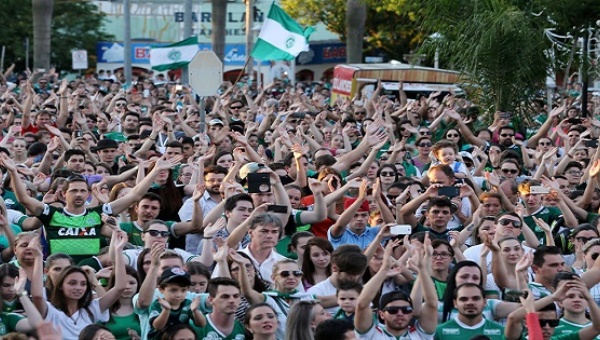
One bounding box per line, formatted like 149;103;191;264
157;297;171;311
192;183;206;202
204;217;226;239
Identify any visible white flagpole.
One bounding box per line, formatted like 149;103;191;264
257;59;262;90
291;58;296;89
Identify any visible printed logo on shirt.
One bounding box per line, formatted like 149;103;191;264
484;329;501;336
57;227;97;236
442;328;460;335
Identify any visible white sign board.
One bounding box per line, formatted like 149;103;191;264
188;51;223;96
72;50;88;70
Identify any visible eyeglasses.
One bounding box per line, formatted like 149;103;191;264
380;172;396;177
447;134;460;138
539;319;559;328
383;306;413;315
115;103;127;107
498;219;522;228
419;143;432;147
231;106;242;110
419;131;432;135
592;253;600;261
539;142;551;146
567;170;583;176
278;270;303;278
500;134;514;137
502;169;519;174
576;236;594;244
432;252;452;259
144;230;169;238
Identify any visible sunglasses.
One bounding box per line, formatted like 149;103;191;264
380;172;396;177
539;319;559;328
383;306;413;315
231;106;242;110
500;133;514;137
539;142;551;146
447;134;460;138
592;253;600;261
144;230;169;238
355;111;366;115
501;169;519;174
498;219;522;228
115;103;127;107
419;143;432;147
66;175;87;183
576;236;594;244
278;270;303;278
419;131;432;135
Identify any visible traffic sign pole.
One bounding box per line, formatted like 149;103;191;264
188;51;223;134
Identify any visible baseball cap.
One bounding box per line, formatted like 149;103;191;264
96;138;119;151
159;267;191;286
459;151;473;161
343;198;370;212
379;290;412;310
209;119;224;126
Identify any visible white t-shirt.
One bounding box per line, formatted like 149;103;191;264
44;299;109;340
123;247;196;270
307;278;339;314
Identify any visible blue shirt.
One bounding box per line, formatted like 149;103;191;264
328;226;380;249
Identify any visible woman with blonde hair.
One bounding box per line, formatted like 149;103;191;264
285;300;331;340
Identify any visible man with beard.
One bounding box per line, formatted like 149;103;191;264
120;192;203;247
2;154;178;262
434;283;504;340
178;165;228;253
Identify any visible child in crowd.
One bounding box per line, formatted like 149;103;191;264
333;281;362;323
148;267;205;340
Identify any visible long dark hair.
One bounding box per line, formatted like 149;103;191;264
79;324;113;340
147;161;182;218
136;248;152;284
51;266;94;321
441;261;483;322
227;252;268;293
301;238;333;286
108;265;139;313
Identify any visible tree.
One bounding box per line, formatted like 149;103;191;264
32;0;53;70
281;0;422;63
346;0;367;63
0;0;113;72
418;0;550;112
212;0;228;63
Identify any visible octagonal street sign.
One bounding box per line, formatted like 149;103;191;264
189;51;223;96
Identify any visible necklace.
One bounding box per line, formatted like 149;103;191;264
68;311;81;325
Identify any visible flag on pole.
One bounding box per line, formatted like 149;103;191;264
251;4;314;61
150;37;199;71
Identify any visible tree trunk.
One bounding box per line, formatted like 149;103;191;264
32;0;53;70
212;0;227;63
346;0;366;63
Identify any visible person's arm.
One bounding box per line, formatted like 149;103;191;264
28;237;48;318
399;185;439;228
446;110;486;148
290;144;308;189
525;106;563;148
136;243;165;310
172;185;205;236
226;205;267;249
355;241;399;333
20;83;34;130
345;139;387;181
372;178;395;224
229;250;264;304
2;154;45;216
329;179;368;238
98;231;127;312
13;267;43;332
190;297;206;327
151;300;172;331
415;239;438;334
269;169;292;226
104;165;139;187
295;180;327;224
331;129;386;173
488;235;514;289
576;278;600;340
109;156;182;214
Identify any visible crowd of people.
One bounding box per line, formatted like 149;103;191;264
0;64;599;340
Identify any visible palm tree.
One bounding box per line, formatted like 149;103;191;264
32;0;54;70
346;0;366;63
212;0;227;63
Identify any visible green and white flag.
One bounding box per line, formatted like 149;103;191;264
150;37;198;71
251;4;314;61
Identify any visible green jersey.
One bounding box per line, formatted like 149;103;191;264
523;206;563;244
104;312;141;340
434;318;504;340
36;204;111;262
194;314;246;340
120;221;176;247
0;312;24;335
553;318;597;340
148;298;194;340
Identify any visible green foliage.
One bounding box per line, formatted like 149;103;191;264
419;0;550;114
281;0;423;61
0;0;113;71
